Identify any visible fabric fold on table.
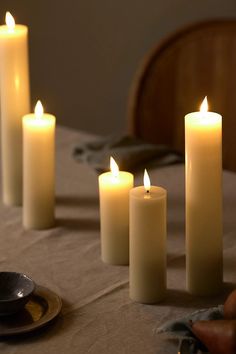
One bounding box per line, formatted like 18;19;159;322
73;135;184;173
63;279;129;316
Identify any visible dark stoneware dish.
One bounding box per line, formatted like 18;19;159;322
0;285;62;336
0;272;35;315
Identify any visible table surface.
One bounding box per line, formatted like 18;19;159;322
0;125;236;354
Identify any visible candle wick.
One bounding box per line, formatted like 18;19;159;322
144;188;151;199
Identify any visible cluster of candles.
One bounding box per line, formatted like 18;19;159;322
99;97;222;304
0;12;55;229
0;13;222;304
99;162;167;303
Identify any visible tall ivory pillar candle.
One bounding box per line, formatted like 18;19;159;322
23;101;55;229
130;170;167;303
0;12;30;205
185;97;223;296
99;157;134;265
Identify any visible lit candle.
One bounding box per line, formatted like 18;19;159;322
185;97;223;295
129;169;167;303
23;101;55;229
98;157;134;265
0;12;30;206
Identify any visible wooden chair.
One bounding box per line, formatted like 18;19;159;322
128;19;236;171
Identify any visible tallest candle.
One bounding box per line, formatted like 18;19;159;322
0;12;30;206
185;97;223;296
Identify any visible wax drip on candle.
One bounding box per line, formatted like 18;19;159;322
5;12;15;31
35;100;44;119
144;169;151;196
110;156;119;181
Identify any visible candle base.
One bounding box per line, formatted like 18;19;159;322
187;288;223;297
23;218;55;230
3;195;22;207
129;262;167;304
187;264;223;296
129;290;166;304
101;254;129;266
100;223;130;266
187;280;223;297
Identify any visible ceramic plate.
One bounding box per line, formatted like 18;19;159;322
0;285;62;336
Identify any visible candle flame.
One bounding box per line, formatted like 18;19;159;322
200;96;208;114
34;100;44;119
110;156;119;178
143;169;151;193
5;12;15;30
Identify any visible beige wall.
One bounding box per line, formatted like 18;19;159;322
1;0;236;135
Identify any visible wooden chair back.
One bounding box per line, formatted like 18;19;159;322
128;20;236;171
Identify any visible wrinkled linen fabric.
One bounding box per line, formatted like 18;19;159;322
73;135;183;173
0;126;235;354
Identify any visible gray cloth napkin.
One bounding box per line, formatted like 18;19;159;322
73;135;183;173
156;305;224;353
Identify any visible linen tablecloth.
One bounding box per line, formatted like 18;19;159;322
0;126;235;354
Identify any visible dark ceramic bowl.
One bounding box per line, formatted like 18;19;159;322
0;272;35;315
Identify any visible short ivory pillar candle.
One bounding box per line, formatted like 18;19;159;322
23;101;55;230
185;97;223;296
129;170;167;303
99;157;134;265
0;12;30;206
